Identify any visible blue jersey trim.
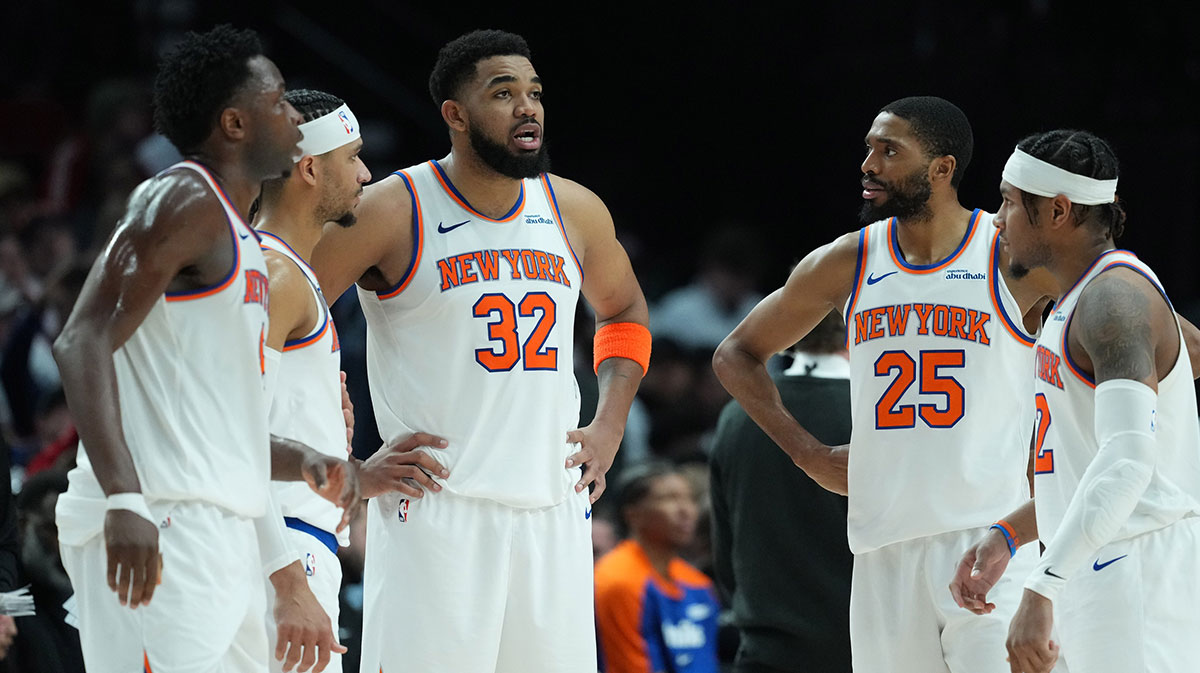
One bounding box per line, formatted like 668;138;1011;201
889;208;979;271
376;170;422;298
431;159;524;221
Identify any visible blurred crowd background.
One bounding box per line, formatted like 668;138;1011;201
1;1;1198;670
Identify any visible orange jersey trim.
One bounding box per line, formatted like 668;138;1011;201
428;160;524;223
539;174;584;282
377;170;424;299
843;225;870;349
988;229;1036;347
164;161;246;302
887;209;980;275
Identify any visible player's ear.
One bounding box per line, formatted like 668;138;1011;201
219;106;246;141
297;155;318;186
1048;194;1073;229
930;155;956;186
442;100;468;133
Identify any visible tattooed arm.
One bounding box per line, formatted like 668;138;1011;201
1008;267;1175;672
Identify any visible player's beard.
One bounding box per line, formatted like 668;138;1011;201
859;166;933;224
1007;241;1051;279
470;125;550;179
318;187;361;228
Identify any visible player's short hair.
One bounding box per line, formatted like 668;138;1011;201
1015;129;1126;240
879;96;973;189
284;89;345;123
428;29;532;105
153;24;265;154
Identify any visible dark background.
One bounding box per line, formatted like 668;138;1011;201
3;0;1198;306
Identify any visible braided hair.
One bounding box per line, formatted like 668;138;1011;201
1015;129;1126;240
284;89;345;123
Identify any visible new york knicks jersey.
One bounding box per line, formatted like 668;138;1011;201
1032;250;1200;547
260;231;349;543
358;160;583;508
843;210;1035;553
58;160;271;544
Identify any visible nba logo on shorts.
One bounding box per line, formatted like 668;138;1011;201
397;498;409;522
304;553;316;577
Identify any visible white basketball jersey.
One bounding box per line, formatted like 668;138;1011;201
843;210;1036;553
59;160;271;542
358;161;583;508
260;231;349;543
1032;249;1200;547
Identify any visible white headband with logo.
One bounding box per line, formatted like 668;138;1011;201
296;103;360;157
1002;147;1118;205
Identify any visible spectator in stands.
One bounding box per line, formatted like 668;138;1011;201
595;462;720;673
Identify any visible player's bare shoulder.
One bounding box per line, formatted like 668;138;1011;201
108;168;233;287
262;249;319;343
312;172;415;297
357;172;416;228
784;229;863;311
1072;266;1177;383
540;173;612;262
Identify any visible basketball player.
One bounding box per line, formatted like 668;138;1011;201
255;88;451;673
52;26;358;673
309;29;650;673
950;130;1200;673
713;97;1060;673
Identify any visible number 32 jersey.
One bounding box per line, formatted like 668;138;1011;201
359;160;583;508
843;210;1036;553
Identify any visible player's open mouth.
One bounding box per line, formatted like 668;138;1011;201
862;179;885;200
513;123;541;151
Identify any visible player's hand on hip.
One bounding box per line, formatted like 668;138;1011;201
272;565;347;673
302;454;362;533
339;371;354;453
1006;589;1058;673
103;509;161;608
950;527;1012;614
565;422;624;504
359;432;449;499
793;443;849;496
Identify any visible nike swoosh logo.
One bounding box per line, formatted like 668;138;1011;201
585;507;592;520
1093;555;1128;571
437;220;470;234
238;231;250;240
866;271;898;285
1043;567;1066;579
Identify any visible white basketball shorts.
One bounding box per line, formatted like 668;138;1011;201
358;485;594;673
60;500;267;673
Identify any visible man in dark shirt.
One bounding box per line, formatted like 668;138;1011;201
709;311;853;673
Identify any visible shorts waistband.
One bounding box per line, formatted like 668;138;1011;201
283;517;338;555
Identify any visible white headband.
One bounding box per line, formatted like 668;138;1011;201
1002;147;1117;205
296;103;361;158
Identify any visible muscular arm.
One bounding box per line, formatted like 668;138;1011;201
712;232;859;494
1025;269;1172;599
553;176;648;503
310;176;411;299
53;173;232;497
52;172;234;607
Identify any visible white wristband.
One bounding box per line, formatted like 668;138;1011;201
106;492;156;526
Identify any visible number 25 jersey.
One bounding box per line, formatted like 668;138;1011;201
358;160;583;508
843;211;1036;553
